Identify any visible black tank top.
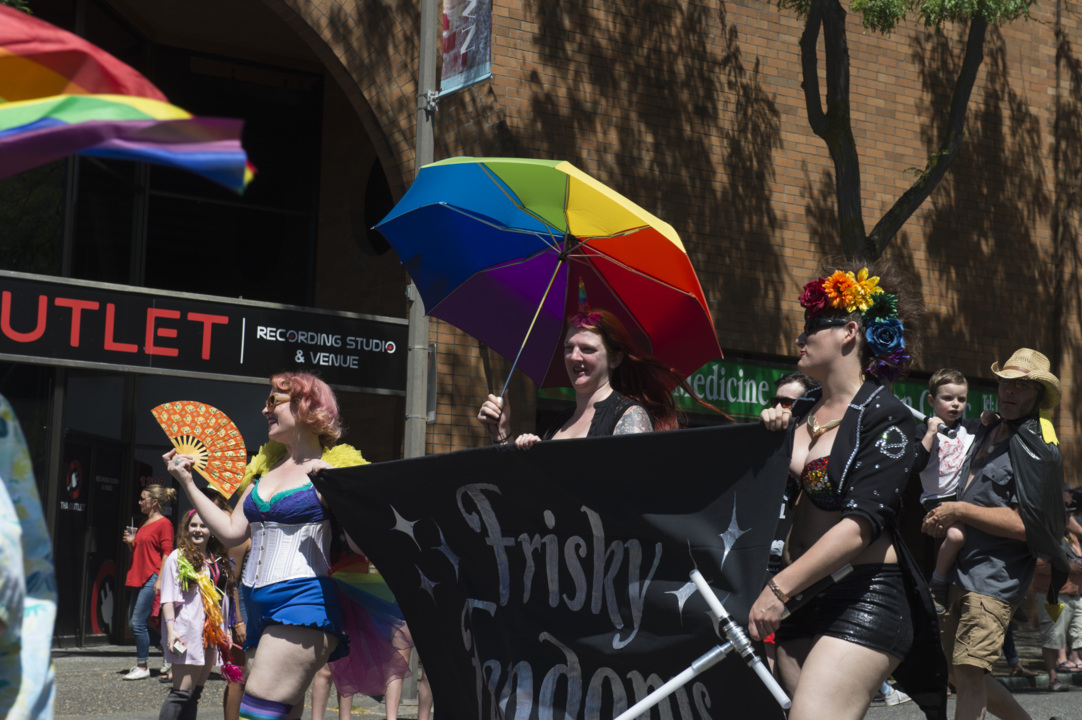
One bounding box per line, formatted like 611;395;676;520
542;391;649;439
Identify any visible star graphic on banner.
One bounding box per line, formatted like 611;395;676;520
432;523;461;581
667;579;734;631
666;581;699;617
390;505;423;551
418;567;439;601
670;506;747;621
718;505;747;570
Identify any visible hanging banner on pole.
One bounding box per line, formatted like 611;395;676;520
440;0;492;95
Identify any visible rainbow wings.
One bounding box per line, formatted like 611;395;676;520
0;6;254;193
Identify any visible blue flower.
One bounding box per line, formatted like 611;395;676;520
865;319;904;356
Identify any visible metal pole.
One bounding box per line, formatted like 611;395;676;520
400;0;439;705
404;0;439;461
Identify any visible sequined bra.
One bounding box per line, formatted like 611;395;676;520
794;456;843;511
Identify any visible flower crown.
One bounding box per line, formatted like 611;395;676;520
799;268;909;381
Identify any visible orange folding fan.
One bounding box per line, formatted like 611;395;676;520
150;401;247;499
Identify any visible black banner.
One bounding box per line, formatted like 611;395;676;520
314;423;789;720
0;271;407;392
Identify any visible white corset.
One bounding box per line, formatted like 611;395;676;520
243;520;331;588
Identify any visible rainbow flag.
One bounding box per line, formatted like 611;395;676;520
0;5;254;193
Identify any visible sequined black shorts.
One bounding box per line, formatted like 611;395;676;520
774;563;914;659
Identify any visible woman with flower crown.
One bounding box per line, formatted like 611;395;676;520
748;259;947;720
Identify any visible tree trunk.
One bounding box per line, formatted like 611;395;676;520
799;4;989;259
801;0;867;259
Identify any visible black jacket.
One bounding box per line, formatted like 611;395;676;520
790;380;947;720
1007;415;1068;603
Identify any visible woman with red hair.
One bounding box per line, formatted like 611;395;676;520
165;372;408;720
478;309;717;448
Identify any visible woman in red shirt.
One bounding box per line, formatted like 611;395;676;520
122;484;175;680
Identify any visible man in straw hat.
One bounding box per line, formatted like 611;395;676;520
923;348;1082;720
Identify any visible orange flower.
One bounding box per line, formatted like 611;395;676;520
822;270;857;310
822;268;882;313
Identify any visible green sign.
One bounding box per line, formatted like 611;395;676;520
673;359;786;419
675;360;998;421
543;359;999;422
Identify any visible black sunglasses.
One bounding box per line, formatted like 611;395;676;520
803;317;850;336
998;378;1039;392
770;396;797;409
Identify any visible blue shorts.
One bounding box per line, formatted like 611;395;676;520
241;576;348;660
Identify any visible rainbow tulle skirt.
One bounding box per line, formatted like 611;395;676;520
327;555;413;696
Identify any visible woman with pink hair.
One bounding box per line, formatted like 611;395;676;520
165;372;407;720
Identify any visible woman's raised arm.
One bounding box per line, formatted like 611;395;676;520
164;449;251;546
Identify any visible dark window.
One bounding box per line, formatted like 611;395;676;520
0;163;65;276
13;0;323;305
141;48;322;302
0;363;55;495
72;159;139;285
361;160;393;256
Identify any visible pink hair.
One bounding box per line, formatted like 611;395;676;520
270;372;342;448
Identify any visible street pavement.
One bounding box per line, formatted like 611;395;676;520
865;627;1079;720
54;629;1076;719
52;644;413;719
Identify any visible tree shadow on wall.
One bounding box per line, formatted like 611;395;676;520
322;0;421;190
910;26;1051;374
801;166;838;252
327;0;414;74
1052;19;1082;451
523;1;786;349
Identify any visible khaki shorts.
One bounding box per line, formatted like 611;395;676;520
939;585;1015;672
1039;594;1082;650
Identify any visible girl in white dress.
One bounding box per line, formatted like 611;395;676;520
158;509;238;720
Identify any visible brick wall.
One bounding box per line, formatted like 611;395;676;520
290;0;1082;464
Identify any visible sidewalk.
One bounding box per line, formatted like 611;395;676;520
52;630;1069;718
53;645;420;719
994;626;1081;693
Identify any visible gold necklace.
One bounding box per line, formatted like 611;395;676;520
807;415;843;438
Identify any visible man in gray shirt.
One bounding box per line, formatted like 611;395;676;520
923;349;1080;720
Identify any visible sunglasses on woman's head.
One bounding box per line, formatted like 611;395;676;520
803;317;849;336
266;392;291;410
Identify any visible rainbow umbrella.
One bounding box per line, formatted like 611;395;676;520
0;5;254;193
375;157;722;390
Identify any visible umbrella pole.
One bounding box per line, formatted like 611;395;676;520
499;259;565;398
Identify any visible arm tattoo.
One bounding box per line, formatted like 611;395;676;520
613;405;653;435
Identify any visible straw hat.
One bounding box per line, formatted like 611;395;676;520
991;348;1061;410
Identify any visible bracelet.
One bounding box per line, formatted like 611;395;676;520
164;618;175;623
491;434;508;445
768;579;790;605
232;622;245;628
